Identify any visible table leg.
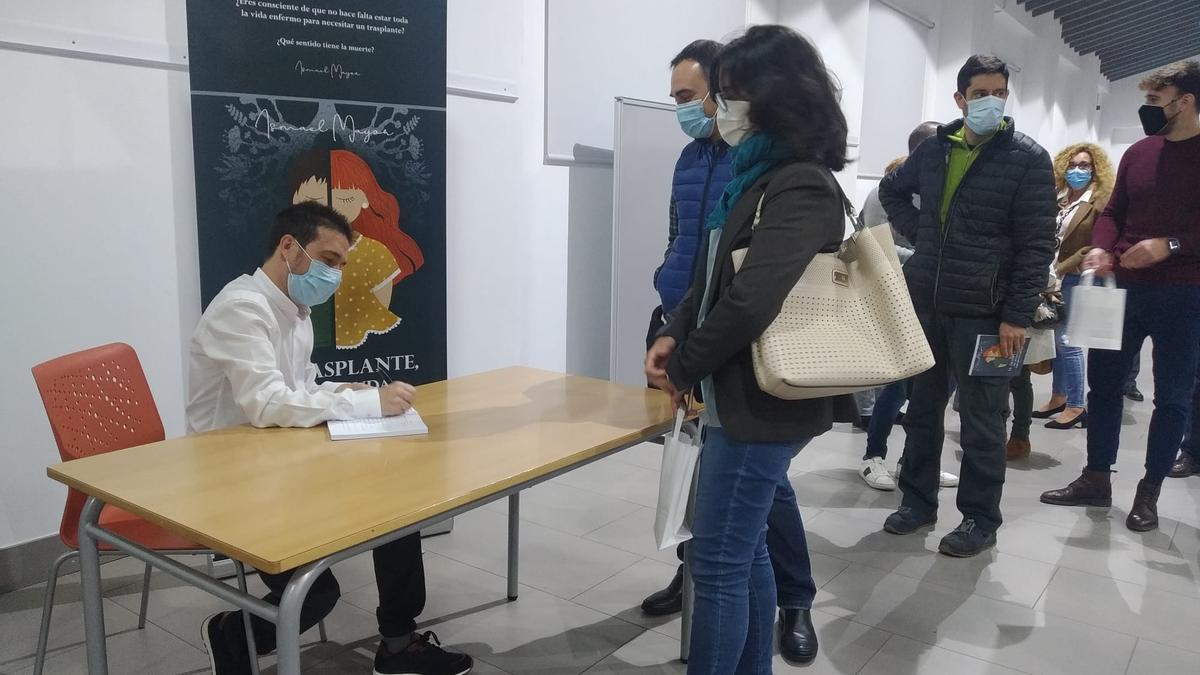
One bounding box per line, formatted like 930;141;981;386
79;496;108;675
275;562;326;675
507;493;520;601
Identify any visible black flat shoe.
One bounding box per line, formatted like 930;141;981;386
1032;403;1066;419
1045;411;1087;430
779;608;818;664
1125;385;1145;402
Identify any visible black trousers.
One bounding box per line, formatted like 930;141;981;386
221;532;425;656
899;313;1010;533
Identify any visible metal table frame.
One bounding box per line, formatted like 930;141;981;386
76;433;661;674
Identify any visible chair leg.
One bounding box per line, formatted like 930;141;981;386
234;562;262;675
137;562;153;629
318;619;329;643
34;551;78;675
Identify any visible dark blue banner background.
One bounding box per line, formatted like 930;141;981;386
187;0;447;385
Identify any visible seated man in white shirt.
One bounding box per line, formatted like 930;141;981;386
188;202;472;675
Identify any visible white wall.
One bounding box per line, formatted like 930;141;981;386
1098;54;1200;163
0;0;1120;550
0;0;575;550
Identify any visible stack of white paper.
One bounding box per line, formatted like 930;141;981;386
327;409;429;440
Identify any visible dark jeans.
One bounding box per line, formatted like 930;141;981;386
220;533;425;657
899;313;1010;533
687;427;810;675
1004;367;1034;441
673;462;817;611
1087;283;1200;484
1183;368;1200;462
864;380;910;460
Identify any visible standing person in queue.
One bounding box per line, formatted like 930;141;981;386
646;25;851;673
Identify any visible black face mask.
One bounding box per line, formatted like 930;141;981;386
1138;98;1178;136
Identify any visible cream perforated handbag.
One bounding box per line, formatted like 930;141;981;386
730;189;935;400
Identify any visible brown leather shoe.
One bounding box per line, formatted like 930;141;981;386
1126;479;1161;531
1040;468;1112;507
1169;453;1200;478
1006;437;1031;460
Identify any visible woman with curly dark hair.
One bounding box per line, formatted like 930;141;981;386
644;25;850;673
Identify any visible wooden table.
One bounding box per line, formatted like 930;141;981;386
49;367;675;674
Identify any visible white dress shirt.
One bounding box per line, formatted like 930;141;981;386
186;268;381;432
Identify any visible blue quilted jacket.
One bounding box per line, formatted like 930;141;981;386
654;139;732;314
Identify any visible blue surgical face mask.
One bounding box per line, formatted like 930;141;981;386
286;243;342;307
676;95;715;139
964;95;1006;136
1065;167;1092;190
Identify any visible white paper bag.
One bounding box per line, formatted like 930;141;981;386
653;409;702;550
1064;270;1126;351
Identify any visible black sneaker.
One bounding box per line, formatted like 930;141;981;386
201;612;253;675
938;519;997;558
375;631;474;675
883;506;936;535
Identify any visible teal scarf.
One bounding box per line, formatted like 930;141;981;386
705;133;793;230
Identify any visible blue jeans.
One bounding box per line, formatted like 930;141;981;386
1053;274;1087;408
1087;283;1200;484
688;427;810;675
864;379;910;459
673;481;816;609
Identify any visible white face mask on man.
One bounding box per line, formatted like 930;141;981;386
715;98;754;146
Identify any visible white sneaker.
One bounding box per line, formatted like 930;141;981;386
891;464;960;488
860;457;896;491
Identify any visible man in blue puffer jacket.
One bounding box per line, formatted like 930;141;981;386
647;40;732;343
639;39;822;665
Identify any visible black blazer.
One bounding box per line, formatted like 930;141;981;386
660;161;850;443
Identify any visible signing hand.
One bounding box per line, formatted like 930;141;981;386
336;383;373;392
1119;238;1171;270
998;322;1026;359
1081;247;1114;276
645;336;677;390
378;381;417;416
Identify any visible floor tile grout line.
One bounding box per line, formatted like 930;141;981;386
1123;637;1140;675
569;556;647;603
852;629;896;675
1029;564;1060;610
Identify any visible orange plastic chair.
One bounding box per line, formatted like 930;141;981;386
29;343;313;675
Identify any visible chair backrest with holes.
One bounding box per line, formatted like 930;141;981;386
31;342;166;548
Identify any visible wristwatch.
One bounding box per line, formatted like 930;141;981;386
1167;238;1181;255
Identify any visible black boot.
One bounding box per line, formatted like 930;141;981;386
1126;479;1161;532
1040;468;1112;507
779;608;818;664
640;566;683;616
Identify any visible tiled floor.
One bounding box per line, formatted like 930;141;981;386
4;366;1199;674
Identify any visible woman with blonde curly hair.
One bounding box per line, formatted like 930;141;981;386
1033;142;1115;429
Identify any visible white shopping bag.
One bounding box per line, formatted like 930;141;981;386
1064;270;1126;351
653;409;702;550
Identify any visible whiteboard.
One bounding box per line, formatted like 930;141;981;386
609;98;684;387
545;0;746;163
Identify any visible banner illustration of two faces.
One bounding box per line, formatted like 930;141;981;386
186;0;447;385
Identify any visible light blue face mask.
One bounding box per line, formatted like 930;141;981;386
676;95;715;139
286;244;342;307
964;95;1006;136
1065;167;1092;190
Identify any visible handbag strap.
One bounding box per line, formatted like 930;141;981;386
751;170;858;234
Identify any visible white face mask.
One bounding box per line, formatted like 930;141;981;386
715;99;753;146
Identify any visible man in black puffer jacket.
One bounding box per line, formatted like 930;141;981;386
877;55;1056;558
